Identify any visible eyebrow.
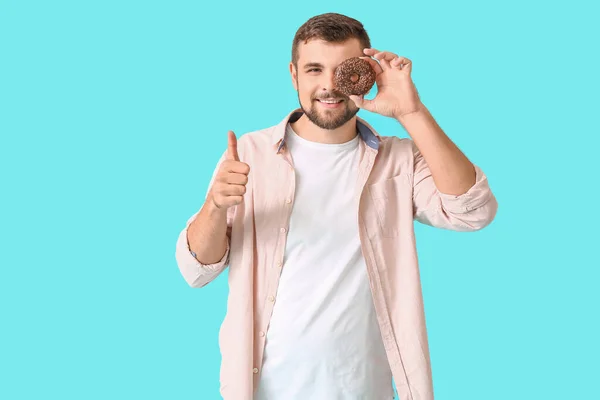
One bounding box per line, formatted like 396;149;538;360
303;62;324;70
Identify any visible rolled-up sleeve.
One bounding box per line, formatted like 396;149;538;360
175;211;231;288
175;151;232;288
412;145;498;231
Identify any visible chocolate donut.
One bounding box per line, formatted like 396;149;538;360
334;57;376;96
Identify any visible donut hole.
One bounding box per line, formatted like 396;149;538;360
350;74;360;83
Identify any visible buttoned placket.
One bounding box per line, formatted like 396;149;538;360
253;143;296;378
356;144;411;393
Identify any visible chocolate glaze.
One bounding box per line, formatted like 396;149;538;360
334;57;376;96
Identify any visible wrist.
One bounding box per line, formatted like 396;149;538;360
395;103;426;123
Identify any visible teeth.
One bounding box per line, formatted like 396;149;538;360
320;99;342;104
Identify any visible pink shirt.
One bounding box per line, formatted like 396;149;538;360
175;109;498;399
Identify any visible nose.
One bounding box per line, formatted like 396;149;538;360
320;70;337;93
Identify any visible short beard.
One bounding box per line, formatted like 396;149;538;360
297;90;359;130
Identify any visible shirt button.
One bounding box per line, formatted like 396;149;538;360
253;368;259;374
259;331;265;337
280;227;286;233
268;295;275;302
285;198;292;204
277;262;283;268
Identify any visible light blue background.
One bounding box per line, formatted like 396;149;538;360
1;0;598;399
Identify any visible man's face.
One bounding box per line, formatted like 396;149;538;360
290;38;364;130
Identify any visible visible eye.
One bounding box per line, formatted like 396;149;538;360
307;68;321;73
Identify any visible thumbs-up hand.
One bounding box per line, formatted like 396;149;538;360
210;131;251;210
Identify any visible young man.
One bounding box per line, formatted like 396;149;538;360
175;12;497;400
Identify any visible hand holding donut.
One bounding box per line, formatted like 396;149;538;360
344;48;424;120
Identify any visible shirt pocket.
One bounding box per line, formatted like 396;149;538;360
367;173;413;238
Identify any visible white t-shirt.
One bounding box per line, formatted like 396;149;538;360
255;124;394;400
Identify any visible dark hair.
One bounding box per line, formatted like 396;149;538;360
291;13;371;67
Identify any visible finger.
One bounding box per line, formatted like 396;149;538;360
359;56;383;75
348;95;362;107
225;172;249;185
227;130;239;161
373;52;399;71
363;48;381;56
363;48;386;71
362;50;397;71
225;196;244;207
391;56;411;70
349;94;376;113
219;182;247;197
226;196;244;207
227;161;250;175
223;160;250;175
214;194;243;209
373;51;399;62
380;59;392;71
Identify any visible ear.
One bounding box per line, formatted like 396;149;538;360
289;62;298;91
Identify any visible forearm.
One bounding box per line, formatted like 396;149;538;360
187;196;229;265
398;104;476;196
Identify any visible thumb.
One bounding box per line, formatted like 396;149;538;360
226;130;239;161
349;95;375;112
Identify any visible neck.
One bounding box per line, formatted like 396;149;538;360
291;113;358;144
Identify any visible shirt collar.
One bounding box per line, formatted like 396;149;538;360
271;108;381;153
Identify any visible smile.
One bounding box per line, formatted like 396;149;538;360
318;98;343;104
316;99;344;108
